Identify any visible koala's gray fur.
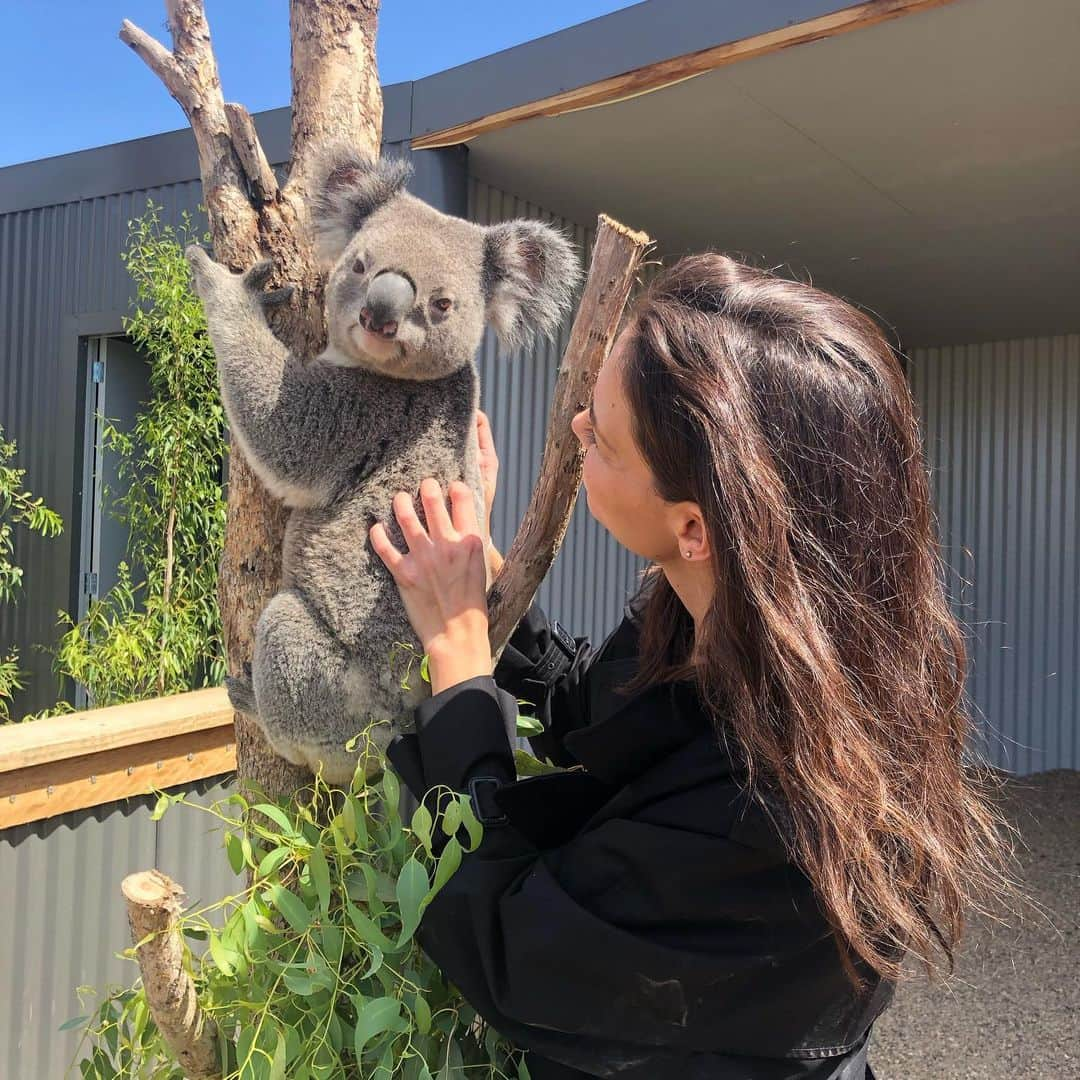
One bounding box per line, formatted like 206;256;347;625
185;147;579;784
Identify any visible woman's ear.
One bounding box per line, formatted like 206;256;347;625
674;503;711;561
482;220;581;352
310;146;412;267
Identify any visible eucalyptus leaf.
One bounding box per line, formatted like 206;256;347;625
515;713;544;736
264;883;312;934
440;800;461;838
513;749;562;778
308;845;332;915
269;1031;287;1080
256;846;291;880
410;803;434;854
353;996;401;1059
208;932;237;977
395;856;430;946
430;837;463;902
345;900;395;953
458;796;485;851
251;803;301;838
225;832;245;875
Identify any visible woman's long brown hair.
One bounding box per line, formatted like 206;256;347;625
621;253;1012;984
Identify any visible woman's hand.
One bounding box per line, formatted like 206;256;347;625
369;478;492;695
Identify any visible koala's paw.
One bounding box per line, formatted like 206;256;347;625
225;672;258;715
183;244;226;298
243;259;296;309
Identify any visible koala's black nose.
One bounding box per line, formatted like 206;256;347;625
361;271;415;338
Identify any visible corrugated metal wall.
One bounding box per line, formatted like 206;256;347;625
0;778;239;1079
909;335;1079;774
469;178;648;644
0;181;207;716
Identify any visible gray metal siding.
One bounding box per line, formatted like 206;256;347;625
909;335;1079;773
0;778;240;1079
468;177;648;647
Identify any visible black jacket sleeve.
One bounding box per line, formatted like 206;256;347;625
491;602;597;766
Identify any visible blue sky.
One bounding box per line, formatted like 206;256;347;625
1;1;639;168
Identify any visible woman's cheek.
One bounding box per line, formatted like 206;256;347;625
580;454;600;513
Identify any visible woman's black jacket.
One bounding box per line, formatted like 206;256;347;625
386;597;892;1079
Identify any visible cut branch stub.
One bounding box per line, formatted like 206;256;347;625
487;214;652;653
122;870;222;1080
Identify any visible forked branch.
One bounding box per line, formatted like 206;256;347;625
120;1;258;260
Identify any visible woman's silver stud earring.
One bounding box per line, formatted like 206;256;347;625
683;550;692;559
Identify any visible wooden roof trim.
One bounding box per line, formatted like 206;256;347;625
410;0;957;150
0;687;233;774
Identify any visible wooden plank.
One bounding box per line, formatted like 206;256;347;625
0;687;232;774
411;0;958;150
0;725;236;830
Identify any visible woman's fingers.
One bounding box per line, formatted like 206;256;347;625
419;478;455;540
476;410;496;454
368;521;406;577
449;481;481;536
392;491;430;550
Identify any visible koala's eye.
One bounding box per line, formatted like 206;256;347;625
433;298;452;314
353;258;366;275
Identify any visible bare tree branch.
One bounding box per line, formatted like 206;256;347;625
120;2;257;261
118;20;186;99
122;871;222;1080
226;103;280;206
488;215;652;653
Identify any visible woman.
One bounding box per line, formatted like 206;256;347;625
369;254;1009;1079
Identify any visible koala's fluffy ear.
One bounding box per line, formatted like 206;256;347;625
311;146;413;266
483;220;581;352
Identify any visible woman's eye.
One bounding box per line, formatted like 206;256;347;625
433;298;452;313
353;258;365;274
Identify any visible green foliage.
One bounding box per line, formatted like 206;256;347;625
0;424;63;721
51;203;227;707
69;737;529;1080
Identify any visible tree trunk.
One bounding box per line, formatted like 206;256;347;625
121;0;384;800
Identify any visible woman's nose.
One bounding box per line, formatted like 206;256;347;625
570;409;586;444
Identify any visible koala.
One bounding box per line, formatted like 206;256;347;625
185;147;579;784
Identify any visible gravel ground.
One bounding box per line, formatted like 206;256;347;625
869;769;1079;1078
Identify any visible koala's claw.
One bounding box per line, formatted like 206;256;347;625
244;260;275;291
261;285;296;307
